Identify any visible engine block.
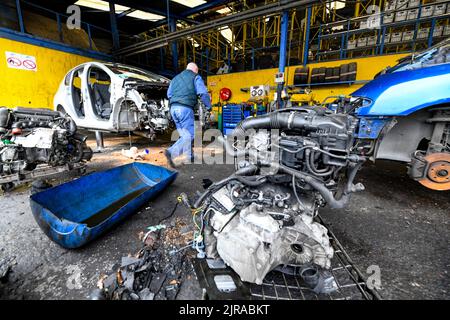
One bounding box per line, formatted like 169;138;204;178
190;107;366;288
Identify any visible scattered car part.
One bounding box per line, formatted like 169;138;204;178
97;218;193;300
30;163;177;248
196;98;213;129
185;106;366;286
54;62;171;140
0;107;91;190
192;258;252;300
412;152;450;191
0;162;86;192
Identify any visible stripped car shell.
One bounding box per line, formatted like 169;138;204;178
54;62;171;139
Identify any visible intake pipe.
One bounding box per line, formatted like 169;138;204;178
231;111;346;138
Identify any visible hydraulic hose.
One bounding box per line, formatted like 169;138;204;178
277;163;364;209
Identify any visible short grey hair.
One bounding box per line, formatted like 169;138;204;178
186;62;199;74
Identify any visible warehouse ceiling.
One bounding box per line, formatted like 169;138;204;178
23;0;240;35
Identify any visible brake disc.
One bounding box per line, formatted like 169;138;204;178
418;153;450;191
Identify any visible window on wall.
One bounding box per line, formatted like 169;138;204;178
0;1;21;31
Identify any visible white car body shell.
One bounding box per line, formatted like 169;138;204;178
53;62;170;133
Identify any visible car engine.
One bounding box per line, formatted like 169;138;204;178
0;107;92;177
186;107;366;287
123;82;171;139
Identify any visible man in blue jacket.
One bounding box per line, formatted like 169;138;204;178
165;62;212;167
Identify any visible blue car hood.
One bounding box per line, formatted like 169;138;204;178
354;63;450;116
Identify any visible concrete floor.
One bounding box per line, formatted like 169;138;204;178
0;133;448;300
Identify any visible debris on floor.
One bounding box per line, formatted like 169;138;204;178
0;255;14;284
95;218;195;300
121;147;150;160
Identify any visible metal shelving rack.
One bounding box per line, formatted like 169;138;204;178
311;0;450;62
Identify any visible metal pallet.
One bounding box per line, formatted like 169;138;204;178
193;216;381;301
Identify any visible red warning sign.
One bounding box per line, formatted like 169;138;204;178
6;51;37;71
22;59;36;70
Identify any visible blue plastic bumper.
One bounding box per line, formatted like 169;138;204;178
30;163;177;249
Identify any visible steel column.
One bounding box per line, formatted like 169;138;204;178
278;11;289;73
303;6;312;66
109;1;120;50
15;0;25;33
277;10;289;109
169;18;178;72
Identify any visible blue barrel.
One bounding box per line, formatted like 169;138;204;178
30;163;177;249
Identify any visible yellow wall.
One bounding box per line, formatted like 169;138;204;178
207;54;408;105
0;38;95;109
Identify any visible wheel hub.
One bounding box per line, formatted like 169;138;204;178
418;153;450;191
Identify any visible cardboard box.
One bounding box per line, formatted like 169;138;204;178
402;30;414;41
433;25;443;37
359;19;368;29
390;32;402;43
367;35;377;46
395;10;407;22
421;5;434;17
417;28;430;39
397;0;408;10
357;37;368;47
407;9;418;20
444;25;450;36
408;0;420;8
347;39;356;49
384;12;394;23
384;0;396;11
434;4;447;16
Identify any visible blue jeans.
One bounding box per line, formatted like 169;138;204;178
168;104;195;160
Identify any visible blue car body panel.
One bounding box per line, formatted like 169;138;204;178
354;63;450;117
30;163;177;249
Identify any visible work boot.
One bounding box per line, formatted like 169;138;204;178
164;150;176;168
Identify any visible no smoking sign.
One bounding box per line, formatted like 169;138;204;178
6;51;37;72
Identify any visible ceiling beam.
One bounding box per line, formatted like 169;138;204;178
115;0;320;56
146;0;235;30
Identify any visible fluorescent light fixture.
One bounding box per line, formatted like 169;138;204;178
171;0;206;8
326;1;346;11
75;0;128;12
75;0;164;21
127;11;164;21
216;7;232;14
219;27;233;43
